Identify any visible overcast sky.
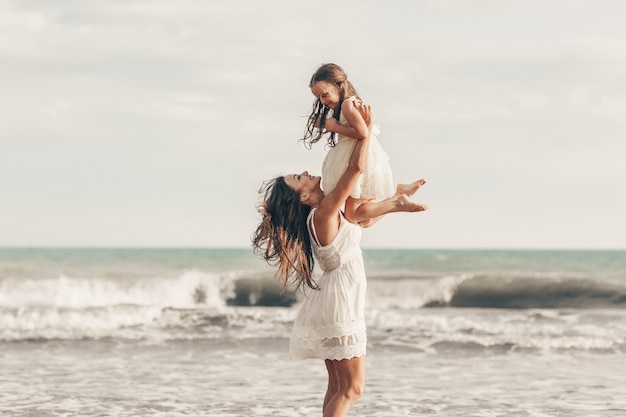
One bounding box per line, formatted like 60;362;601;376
1;0;625;249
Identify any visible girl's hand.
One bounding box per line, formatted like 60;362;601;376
324;117;339;132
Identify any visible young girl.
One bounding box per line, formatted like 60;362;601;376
302;63;427;227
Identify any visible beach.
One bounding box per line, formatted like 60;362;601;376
1;248;625;416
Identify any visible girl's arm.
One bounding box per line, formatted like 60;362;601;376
314;105;372;244
325;99;369;140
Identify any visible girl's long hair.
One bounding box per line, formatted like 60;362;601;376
251;176;318;290
301;63;360;149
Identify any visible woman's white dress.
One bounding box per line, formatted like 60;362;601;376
289;209;367;360
321;96;395;200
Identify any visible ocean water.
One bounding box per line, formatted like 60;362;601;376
1;247;625;416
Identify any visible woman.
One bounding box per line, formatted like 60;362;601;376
252;105;424;417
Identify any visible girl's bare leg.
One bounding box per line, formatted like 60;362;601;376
344;195;428;228
396;178;426;197
323;356;366;417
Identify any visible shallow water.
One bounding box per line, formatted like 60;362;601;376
2;336;625;416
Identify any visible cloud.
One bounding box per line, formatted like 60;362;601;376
1;0;625;248
145;92;217;122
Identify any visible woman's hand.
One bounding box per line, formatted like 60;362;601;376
359;103;374;128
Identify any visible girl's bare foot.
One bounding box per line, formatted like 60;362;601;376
395;194;428;212
396;179;426;197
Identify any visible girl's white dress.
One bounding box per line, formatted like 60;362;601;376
289;208;367;360
321;96;395;200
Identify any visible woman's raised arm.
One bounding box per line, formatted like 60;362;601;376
317;104;373;218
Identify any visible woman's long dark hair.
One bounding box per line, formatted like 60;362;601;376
251;176;318;290
301;63;360;149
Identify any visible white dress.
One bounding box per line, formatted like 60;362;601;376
321;96;395;200
289;209;367;361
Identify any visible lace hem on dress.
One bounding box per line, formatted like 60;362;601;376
290;330;367;361
290;343;367;361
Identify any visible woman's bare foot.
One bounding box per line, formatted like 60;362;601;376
395;194;428;212
396;179;426;197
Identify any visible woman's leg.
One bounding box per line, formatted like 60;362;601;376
323;360;340;413
323;356;366;417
